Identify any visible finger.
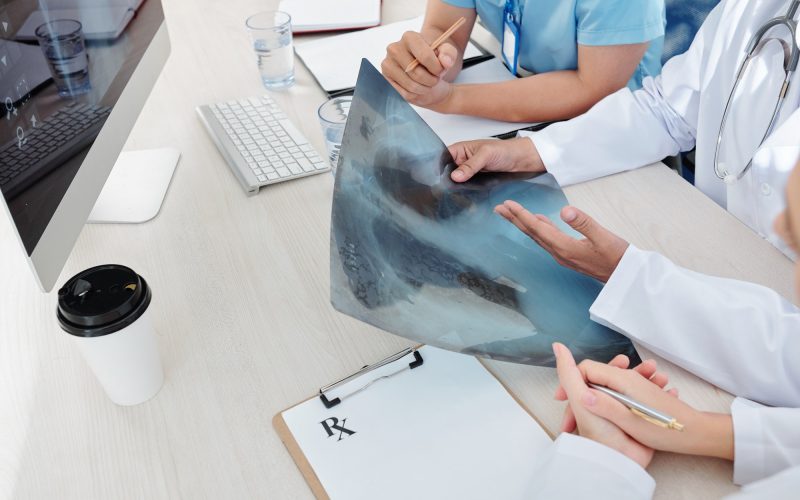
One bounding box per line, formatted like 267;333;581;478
534;214;557;227
561;407;577;433
578;359;638;395
451;145;494;182
557;354;630;401
384;76;420;102
553;343;590;405
582;390;660;441
668;388;679;397
560;206;605;241
407;64;440;87
436;42;458;75
633;359;658;380
650;372;670;389
382;57;432;95
403;31;443;75
505;201;576;252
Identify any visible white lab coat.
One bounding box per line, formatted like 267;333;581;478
517;0;800;497
521;0;800;256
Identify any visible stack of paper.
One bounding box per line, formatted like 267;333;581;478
279;0;381;33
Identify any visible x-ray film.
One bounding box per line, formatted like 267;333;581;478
330;60;638;367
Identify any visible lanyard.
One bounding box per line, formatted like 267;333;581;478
502;0;524;75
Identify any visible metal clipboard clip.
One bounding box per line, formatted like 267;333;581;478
318;347;424;409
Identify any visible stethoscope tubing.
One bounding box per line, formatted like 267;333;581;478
713;0;800;183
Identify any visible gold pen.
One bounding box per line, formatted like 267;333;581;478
589;383;684;431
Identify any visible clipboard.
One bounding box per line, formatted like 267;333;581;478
273;346;554;500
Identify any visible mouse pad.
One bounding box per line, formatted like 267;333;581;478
329;59;638;367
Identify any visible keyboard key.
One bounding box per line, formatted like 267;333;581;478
288;163;302;175
257;174;267;182
297;158;314;172
314;162;328;170
276;167;291;177
267;172;279;180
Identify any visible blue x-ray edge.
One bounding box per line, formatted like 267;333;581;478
329;60;638;367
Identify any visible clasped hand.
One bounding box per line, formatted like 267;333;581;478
552;343;735;468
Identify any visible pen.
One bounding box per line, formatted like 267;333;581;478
404;17;467;73
588;383;684;431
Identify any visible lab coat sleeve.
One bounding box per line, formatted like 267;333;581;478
725;464;800;499
518;2;726;186
528;433;655;500
731;398;800;485
589;246;800;408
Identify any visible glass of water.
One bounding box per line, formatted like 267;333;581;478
318;96;352;176
246;11;294;90
35;19;91;97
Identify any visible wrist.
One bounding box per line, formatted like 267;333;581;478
430;83;459;114
516;137;545;173
691;412;734;460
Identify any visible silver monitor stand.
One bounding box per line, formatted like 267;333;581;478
88;148;180;224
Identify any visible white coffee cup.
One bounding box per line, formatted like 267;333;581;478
57;265;163;406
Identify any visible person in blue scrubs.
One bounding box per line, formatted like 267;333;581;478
381;0;665;123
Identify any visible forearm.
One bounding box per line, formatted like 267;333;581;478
441;70;611;122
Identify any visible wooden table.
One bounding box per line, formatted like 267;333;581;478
0;0;794;498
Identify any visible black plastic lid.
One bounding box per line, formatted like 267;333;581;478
57;265;151;337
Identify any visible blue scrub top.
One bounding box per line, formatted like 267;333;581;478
443;0;665;89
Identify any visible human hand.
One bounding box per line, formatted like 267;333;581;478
553;342;654;469
381;31;458;108
494;202;628;282
448;138;545;182
566;354;734;460
555;355;677;434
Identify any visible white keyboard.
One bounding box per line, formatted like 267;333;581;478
197;95;329;195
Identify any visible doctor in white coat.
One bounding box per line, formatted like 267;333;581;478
522;160;800;498
441;0;800;497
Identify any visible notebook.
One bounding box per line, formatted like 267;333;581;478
279;0;381;33
295;16;489;96
413;58;541;145
274;346;553;500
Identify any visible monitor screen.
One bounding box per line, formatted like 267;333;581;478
0;0;163;255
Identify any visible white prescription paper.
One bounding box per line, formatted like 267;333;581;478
295;16;484;93
279;0;381;33
281;346;552;500
415;58;539;145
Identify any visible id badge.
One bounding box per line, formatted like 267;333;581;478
502;10;521;76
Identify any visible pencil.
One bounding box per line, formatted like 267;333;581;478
404;17;467;73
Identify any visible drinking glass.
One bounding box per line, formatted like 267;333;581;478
35;19;91;97
246;11;294;90
318;97;352;175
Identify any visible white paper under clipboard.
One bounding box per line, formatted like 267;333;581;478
274;346;554;500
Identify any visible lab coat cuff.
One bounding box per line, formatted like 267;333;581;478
732;397;767;486
554;433;656;498
589;245;649;327
518;129;574;187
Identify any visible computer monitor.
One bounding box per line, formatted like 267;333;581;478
0;0;172;291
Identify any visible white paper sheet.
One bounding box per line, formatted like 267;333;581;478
281;346;552;500
414;58;539;145
279;0;381;33
295;16;484;92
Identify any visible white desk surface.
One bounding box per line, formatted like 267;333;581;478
1;1;795;498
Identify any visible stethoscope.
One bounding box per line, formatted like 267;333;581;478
714;0;800;184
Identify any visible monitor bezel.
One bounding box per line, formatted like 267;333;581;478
0;22;171;292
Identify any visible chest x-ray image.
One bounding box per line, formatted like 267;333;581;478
330;60;638;367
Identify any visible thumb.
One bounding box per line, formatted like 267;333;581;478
561;206;604;240
437;43;458;73
451;145;493;182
